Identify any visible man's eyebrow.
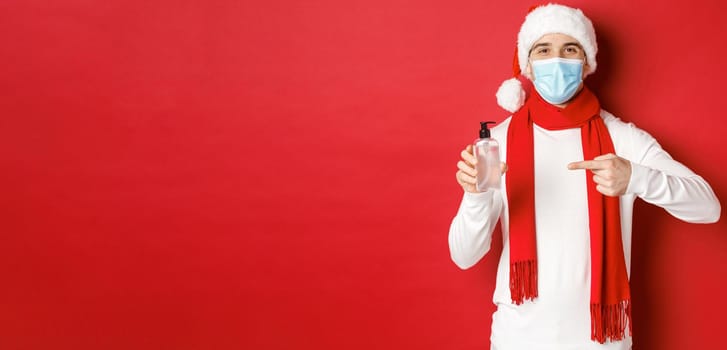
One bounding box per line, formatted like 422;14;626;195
531;43;551;49
529;41;584;55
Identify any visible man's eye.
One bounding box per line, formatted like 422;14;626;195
566;47;579;53
537;48;549;55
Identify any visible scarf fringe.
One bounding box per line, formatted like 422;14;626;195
509;260;538;305
590;300;632;344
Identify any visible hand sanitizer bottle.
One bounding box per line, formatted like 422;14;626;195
474;121;501;192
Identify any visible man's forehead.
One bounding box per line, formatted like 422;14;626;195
533;33;581;46
532;41;582;47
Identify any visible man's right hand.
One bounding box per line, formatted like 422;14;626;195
455;145;507;193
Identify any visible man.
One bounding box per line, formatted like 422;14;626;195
448;4;721;350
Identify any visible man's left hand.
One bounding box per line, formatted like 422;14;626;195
567;153;632;197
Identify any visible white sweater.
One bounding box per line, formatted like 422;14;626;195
448;111;720;350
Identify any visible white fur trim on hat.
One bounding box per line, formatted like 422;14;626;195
517;4;597;75
496;78;526;113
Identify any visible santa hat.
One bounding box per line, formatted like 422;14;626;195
496;4;598;112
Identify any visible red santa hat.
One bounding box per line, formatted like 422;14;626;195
496;3;598;112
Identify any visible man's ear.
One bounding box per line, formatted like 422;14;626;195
524;62;533;80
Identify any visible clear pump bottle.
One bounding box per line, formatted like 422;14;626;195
474;121;501;192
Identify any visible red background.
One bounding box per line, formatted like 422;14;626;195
1;0;725;349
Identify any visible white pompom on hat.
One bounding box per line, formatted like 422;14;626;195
496;3;598;113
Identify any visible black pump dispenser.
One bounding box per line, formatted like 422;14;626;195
479;121;495;138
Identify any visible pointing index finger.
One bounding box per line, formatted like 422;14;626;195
568;160;605;171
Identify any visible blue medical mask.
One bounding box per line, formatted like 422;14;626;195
530;57;584;104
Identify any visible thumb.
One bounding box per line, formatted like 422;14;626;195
594;153;616;161
500;162;508;175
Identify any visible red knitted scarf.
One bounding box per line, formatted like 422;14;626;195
506;86;632;343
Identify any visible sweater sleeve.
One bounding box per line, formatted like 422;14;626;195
448;190;504;269
624;124;721;223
